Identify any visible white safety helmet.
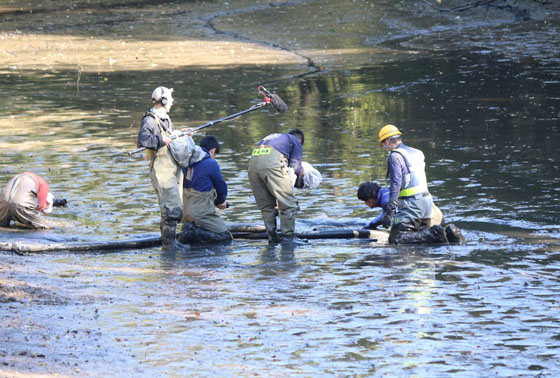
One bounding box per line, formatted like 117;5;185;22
43;192;54;214
152;86;174;107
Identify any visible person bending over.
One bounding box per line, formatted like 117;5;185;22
0;172;66;229
357;181;444;230
248;129;306;245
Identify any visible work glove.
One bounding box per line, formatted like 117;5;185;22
294;174;305;189
53;198;68;207
364;219;381;230
382;199;399;229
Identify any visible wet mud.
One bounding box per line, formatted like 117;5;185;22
1;0;560;376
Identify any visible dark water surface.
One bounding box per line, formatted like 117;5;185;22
1;49;559;375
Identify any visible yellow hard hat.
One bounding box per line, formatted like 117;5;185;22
379;124;402;146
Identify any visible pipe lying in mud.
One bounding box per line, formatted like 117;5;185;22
0;224;386;254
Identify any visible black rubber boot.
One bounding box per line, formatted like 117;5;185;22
263;214;281;245
445;224;465;244
426;225;449;244
268;231;282;245
390;224;448;245
192;225;232;245
162;220;190;252
179;222;197;244
179;222;232;245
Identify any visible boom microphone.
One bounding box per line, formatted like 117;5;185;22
258;86;288;113
269;93;288;113
128;85;288;156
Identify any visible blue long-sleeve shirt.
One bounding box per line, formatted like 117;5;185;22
370;187;391;224
183;149;227;205
259;133;303;176
387;144;410;202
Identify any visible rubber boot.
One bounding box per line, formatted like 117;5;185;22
426;225;449;244
192;224;232;245
263;213;281;245
179;222;197;244
281;231;308;246
445;224;465;244
390;224;448;245
161;220;190;252
280;216;307;245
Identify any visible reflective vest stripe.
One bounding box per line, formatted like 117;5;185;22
252;147;271;156
399;184;428;197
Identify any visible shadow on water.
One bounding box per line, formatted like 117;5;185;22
2;45;560;375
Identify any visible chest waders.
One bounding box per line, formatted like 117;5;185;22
182;187;228;234
179;188;232;245
0;174;50;229
386;145;450;245
144;113;188;252
248;146;300;243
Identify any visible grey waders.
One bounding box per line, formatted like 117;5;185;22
147;143;188;252
248;148;301;245
181;187;232;245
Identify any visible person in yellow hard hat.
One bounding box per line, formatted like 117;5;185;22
378;125;464;244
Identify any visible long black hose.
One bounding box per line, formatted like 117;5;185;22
1;225;386;254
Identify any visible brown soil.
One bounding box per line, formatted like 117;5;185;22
1;0;558;74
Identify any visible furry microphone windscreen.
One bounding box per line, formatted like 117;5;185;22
270;94;288;113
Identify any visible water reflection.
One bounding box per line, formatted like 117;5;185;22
2;49;560;376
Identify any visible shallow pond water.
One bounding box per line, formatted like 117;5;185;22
2;45;560;376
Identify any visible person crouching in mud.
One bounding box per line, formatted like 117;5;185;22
377;124;465;244
179;135;232;245
357;181;444;230
0;172;66;229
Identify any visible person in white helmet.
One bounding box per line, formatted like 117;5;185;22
136;86;190;252
0;172;66;229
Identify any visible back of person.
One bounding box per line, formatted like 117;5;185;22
0;172;52;229
247;129;305;245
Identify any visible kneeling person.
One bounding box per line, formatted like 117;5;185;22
179;135;232;245
377;125;464;244
357;181;444;229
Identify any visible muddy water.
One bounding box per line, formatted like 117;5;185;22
2;46;560;377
